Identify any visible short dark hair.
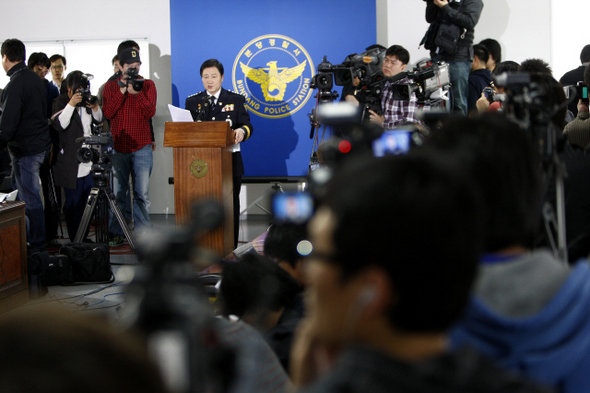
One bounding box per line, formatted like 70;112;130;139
321;153;483;333
117;40;140;54
385;45;409;65
1;39;25;63
580;44;590;63
425;114;543;252
65;70;89;92
112;54;119;64
0;307;167;393
218;253;300;318
473;44;490;64
519;58;552;75
49;54;66;66
584;65;590;86
492;60;520;76
264;223;308;268
27;52;50;69
200;59;224;76
479;38;502;64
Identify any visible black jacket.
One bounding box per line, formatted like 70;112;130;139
0;62;50;157
51;94;102;189
302;345;552;393
185;88;253;141
425;0;484;62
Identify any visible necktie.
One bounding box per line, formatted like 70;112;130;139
205;95;215;119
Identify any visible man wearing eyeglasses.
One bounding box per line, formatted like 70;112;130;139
49;54;66;90
349;45;426;128
371;45;427;128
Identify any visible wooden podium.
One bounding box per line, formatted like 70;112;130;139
164;121;234;256
0;201;28;313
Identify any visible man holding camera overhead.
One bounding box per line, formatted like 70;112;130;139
423;0;484;115
103;47;157;244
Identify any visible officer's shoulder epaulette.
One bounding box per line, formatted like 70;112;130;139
187;91;203;99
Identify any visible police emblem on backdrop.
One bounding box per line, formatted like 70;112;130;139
232;34;315;119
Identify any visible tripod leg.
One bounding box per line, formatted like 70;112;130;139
45;166;64;239
74;188;100;243
104;186;137;252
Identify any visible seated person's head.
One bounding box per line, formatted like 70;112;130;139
382;45;409;78
425;113;543;252
472;44;489;71
0;307;167;393
491;61;519;94
219;253;300;330
304;152;483;346
264;223;308;287
518;58;552;76
479;38;502;71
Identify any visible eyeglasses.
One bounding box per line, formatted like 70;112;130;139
383;57;402;66
51;65;64;70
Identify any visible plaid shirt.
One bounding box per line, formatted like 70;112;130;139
103;77;157;153
381;78;423;129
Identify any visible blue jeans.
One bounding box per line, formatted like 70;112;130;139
11;151;48;249
109;144;153;235
448;61;471;115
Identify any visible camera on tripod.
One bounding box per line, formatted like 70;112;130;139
74;73;98;107
309;57;341;102
310;45;387;108
118;67;145;91
76;124;114;181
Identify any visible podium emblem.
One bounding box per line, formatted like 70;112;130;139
190;159;209;178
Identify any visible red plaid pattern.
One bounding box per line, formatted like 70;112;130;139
103;77;157;153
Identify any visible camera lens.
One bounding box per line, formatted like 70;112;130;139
317;73;333;90
76;147;95;164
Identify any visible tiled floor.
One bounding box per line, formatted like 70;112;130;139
23;214;272;318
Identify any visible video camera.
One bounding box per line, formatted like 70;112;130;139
493;71;570;262
384;59;450;106
311;46;387;112
74;73;98;107
76;124;114;182
121;199;235;393
493;72;562;137
118;67;145;91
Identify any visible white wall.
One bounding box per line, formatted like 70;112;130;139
3;0;590;217
379;0;590;79
0;0;175;215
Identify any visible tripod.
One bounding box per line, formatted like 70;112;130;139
75;172;136;252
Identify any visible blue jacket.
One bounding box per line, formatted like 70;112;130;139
451;261;590;392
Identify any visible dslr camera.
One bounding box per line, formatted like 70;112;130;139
483;86;495;103
118;67;145;91
75;74;98;107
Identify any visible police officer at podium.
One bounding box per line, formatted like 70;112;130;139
185;58;253;249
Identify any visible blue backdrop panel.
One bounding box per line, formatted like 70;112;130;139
170;0;376;177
